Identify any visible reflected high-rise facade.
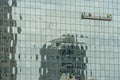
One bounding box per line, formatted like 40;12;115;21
40;34;88;80
0;0;18;80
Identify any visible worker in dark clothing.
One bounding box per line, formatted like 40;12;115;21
88;13;92;17
82;12;85;18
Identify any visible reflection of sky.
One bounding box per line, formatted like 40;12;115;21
13;0;120;80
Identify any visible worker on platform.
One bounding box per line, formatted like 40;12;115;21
107;13;111;18
82;12;85;18
88;13;92;17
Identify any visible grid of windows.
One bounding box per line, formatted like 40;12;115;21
0;0;120;80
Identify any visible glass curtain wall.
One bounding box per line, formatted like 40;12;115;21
0;0;120;80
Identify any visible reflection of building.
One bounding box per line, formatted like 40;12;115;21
0;0;18;80
39;34;88;80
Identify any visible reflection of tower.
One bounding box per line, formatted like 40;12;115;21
0;0;18;80
39;34;88;80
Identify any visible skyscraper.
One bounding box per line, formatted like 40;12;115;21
1;0;120;80
40;34;88;80
0;0;18;80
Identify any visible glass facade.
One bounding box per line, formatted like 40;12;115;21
0;0;120;80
